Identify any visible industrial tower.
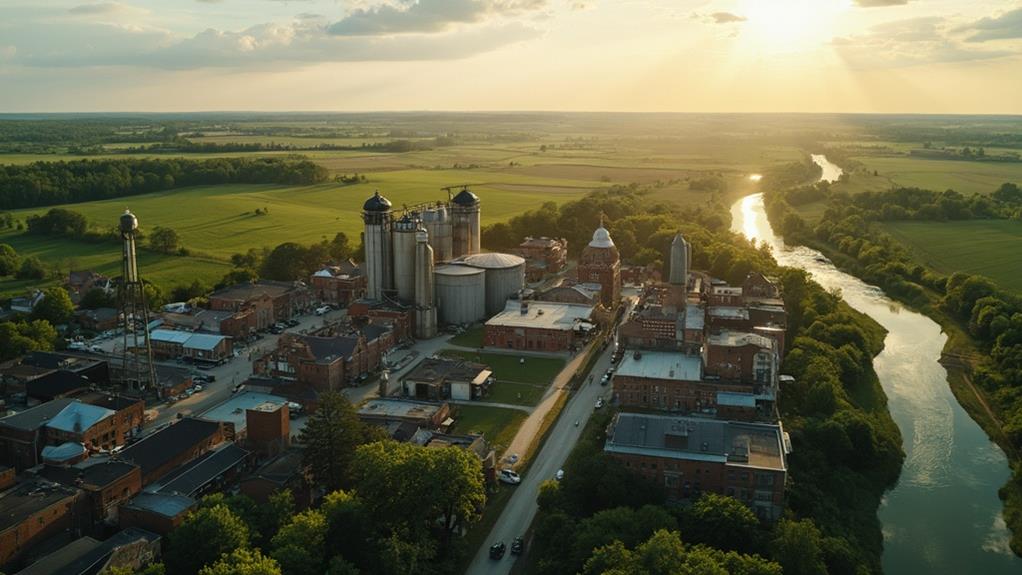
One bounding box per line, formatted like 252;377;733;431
117;210;157;391
669;233;690;286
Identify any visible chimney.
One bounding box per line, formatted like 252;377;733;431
520;301;529;315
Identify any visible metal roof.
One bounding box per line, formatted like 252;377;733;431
615;351;702;382
435;264;485;276
150;329;192;344
456;252;525;269
588;226;615;248
45;401;115;434
182;332;228;351
485;301;594;331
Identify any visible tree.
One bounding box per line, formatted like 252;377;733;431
327;232;352;261
261;242;310;281
681;493;760;553
299;392;381;491
581;529;781;575
0;243;18;276
769;519;827;575
32;287;75;326
79;287;115;309
149;226;181;254
218;268;258;289
271;509;328;575
166;504;250;575
199;548;281;575
0;320;58;361
16;256;46;280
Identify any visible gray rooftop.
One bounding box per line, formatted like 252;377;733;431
200;392;287;433
485;301;594;331
123;492;195;518
605;412;786;471
615;351;702;382
0;398;76;431
684;304;705;331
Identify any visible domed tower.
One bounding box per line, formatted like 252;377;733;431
669;233;690;287
578;219;621;308
450;187;480;258
363;191;393;300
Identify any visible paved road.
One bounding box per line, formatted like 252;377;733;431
465;295;636;575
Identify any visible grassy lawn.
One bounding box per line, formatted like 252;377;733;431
880;219;1022;294
440;350;565;385
449;325;485;348
484;381;546;407
449;405;527;449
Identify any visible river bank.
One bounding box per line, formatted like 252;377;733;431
734;159;1022;573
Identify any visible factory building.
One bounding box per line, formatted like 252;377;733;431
359;187;524;336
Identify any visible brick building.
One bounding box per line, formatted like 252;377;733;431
240;449;311;508
484;300;596;352
208;280;311;330
254;330;388;391
149;330;233;364
535;284;599;307
347;300;412;342
310;261;366;307
604;412;788;521
577;223;621;308
119;493;195;537
402;357;492;401
66;270;113;305
117;418;224;486
36;460;142;525
513;237;567;281
0;478;83;568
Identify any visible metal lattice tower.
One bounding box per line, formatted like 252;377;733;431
117;209;157;391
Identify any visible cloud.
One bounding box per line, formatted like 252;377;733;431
68;2;140;15
853;0;909;7
709;12;745;24
957;8;1022;43
833;16;1010;68
328;0;546;36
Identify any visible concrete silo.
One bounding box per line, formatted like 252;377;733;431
450;187;481;258
421;204;453;263
434;264;486;325
414;229;437;339
458;252;526;316
362;191;393;300
392;214;419;302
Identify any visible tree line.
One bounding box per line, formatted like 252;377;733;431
0;157;330;210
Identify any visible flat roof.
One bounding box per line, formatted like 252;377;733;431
150;329;192;344
716;392;758;408
707;330;773;349
118;418;221;479
182;332;229;351
155;442;249;497
0;480;79;532
200;392;287;432
615;351;701;382
707;306;750;320
485;301;594;331
605;412;786;471
684;304;704;330
358;399;444;421
46;402;115;434
123;492;195;518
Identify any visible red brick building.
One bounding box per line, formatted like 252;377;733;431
0;479;84;567
117;418;224;486
577;223;621;308
484;301;596;352
208;280;311;330
604;412;787;521
253;330;388;391
514;237;568;281
310;261;366;307
38;461;142;525
347;300;412;342
703;331;777;385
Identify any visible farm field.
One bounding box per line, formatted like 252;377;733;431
880;219;1022;294
847;155;1022;196
0;228;231;299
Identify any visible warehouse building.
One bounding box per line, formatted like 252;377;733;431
484;300;596;352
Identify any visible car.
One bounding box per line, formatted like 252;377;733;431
507;453;519;465
287;319;300;327
489;542;506;560
555;469;564;481
315;306;331;316
600;374;610;386
511;537;524;555
498;469;521;485
595;397;604;409
269;326;284;334
192;384;204;392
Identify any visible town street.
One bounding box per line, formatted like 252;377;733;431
465;294;636;575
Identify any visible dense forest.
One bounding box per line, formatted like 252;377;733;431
0;157;329;209
765;174;1022;555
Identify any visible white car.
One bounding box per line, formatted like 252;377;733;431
192;384;204;392
499;469;522;485
555;469;564;481
595;398;604;409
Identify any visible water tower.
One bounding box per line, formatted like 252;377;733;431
117;210;157;391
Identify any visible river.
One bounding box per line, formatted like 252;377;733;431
732;156;1020;574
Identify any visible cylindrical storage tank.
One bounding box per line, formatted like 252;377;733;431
458;253;526;316
362;191;393;300
450;188;480;259
434;264;486;325
421;205;453;262
392;215;418;302
415;229;437;339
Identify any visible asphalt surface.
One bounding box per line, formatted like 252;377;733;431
465;296;635;575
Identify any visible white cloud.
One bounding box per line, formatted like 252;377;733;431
957;8;1022;43
833;16;1011;67
328;0;546;36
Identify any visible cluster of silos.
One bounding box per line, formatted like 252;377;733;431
420;204;453;262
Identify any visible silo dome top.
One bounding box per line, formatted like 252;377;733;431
672;233;686;245
363;191;392;212
588;226;615;249
451;188;479;206
119;209;138;233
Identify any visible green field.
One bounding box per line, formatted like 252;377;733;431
448;405;527;449
485;381;546;406
440;350;566;386
848;156;1022;196
880;220;1022;293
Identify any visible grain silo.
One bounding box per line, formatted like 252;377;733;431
392;214;419;302
362;191;393;300
414;228;437;339
450;187;481;258
434;264;486;325
420;204;453;263
458;253;526;316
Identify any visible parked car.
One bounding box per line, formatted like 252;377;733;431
315;306;331;316
600;374;610;386
192;384;204;392
489;542;506;560
511;537;524;555
499;469;521;485
287;319;300;327
595;397;604;409
270;325;284;334
555;469;564;481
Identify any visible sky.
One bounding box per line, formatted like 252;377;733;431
0;0;1020;113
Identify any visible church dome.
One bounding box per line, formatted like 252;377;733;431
588;226;615;249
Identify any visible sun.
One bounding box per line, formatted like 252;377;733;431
739;0;850;54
